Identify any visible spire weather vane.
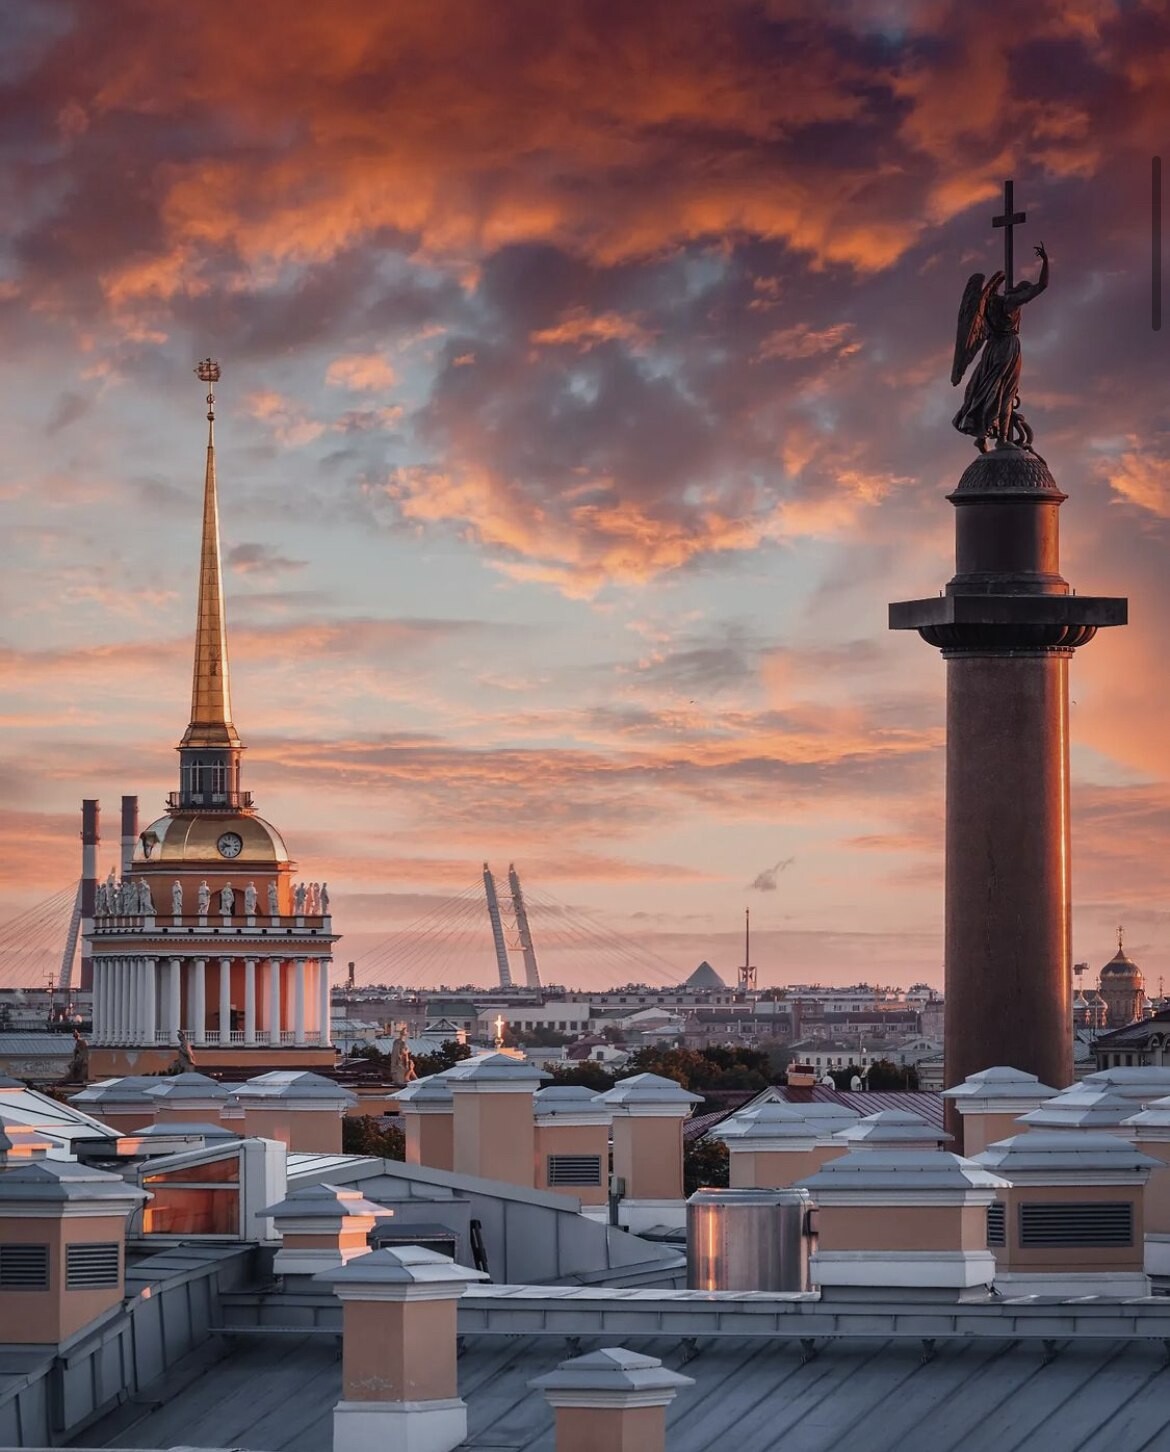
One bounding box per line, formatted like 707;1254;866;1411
951;180;1049;455
196;358;220;422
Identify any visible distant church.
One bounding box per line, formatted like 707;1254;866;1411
1096;930;1148;1030
87;364;338;1077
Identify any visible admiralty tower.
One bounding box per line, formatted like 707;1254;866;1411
87;363;337;1077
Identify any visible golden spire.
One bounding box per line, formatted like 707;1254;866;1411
180;361;240;750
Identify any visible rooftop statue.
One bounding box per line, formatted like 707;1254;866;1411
951;180;1048;454
390;1024;417;1085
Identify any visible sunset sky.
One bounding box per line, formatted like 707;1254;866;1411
2;1;1169;992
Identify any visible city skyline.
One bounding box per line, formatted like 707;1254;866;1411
3;2;1169;988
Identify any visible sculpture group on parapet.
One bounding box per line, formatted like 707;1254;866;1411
293;881;329;915
95;873;154;916
97;874;329;918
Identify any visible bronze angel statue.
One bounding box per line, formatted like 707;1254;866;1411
951;243;1048;452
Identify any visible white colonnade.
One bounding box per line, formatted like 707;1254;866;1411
90;955;333;1047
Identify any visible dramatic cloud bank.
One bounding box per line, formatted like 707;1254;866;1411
2;0;1168;987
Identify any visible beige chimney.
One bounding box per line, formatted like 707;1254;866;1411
263;1182;393;1277
533;1085;611;1208
831;1109;952;1153
1124;1096;1170;1275
68;1076;159;1135
395;1076;454;1172
711;1103;859;1188
796;1150;1007;1298
531;1346;693;1452
0;1131;147;1346
1015;1086;1136;1137
1082;1067;1170;1108
143;1071;230;1126
941;1065;1059;1155
444;1054;549;1187
229;1071;358;1152
974;1131;1159;1297
596;1073;702;1234
317;1245;486;1452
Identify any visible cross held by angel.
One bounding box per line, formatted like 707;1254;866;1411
951;180;1049;454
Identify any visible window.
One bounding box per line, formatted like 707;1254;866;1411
66;1243;120;1289
0;1243;49;1289
547;1155;603;1187
1018;1201;1133;1248
142;1150;242;1235
987;1202;1006;1247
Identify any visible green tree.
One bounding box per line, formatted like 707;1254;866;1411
342;1115;406;1160
544;1061;617;1091
684;1136;729;1196
413;1040;473;1077
865;1058;920;1091
625;1045;774;1094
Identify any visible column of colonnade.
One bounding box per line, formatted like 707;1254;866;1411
91;954;333;1047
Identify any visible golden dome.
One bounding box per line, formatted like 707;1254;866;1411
1100;945;1143;987
134;813;291;867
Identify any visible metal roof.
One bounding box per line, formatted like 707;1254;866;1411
757;1085;946;1129
87;1326;1170;1451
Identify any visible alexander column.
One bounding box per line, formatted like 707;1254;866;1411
890;182;1126;1129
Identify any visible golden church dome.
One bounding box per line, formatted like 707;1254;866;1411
1100;945;1144;989
134;812;291;867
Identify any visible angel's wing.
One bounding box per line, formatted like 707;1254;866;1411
950;271;1003;385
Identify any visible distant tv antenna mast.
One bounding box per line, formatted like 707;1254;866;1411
737;907;757;994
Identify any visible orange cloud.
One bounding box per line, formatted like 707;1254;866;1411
1102;447;1170;518
530;309;654;352
326;352;398;391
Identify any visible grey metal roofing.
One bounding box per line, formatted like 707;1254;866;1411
712;1103;861;1144
1017;1087;1136;1129
442;1052;550;1086
762;1086;946;1129
143;1071;229;1102
973;1132;1161;1177
0;1156;148;1205
394;1075;453;1104
86;1325;1170;1451
0;1033;73;1055
832;1109;952;1145
597;1072;703;1107
941;1065;1059;1101
1081;1067;1170;1101
797;1150;1006;1194
532;1085;608;1118
229;1071;357;1104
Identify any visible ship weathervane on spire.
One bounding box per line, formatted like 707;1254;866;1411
951;179;1049;455
196;358;220;426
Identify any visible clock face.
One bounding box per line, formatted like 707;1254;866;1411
217;832;243;859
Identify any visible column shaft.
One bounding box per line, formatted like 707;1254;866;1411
945;653;1072;1100
219;957;232;1043
144;957;157;1045
318;957;331;1045
193;958;207;1045
269;959;282;1044
168;958;182;1045
244;958;256;1045
294;958;306;1045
